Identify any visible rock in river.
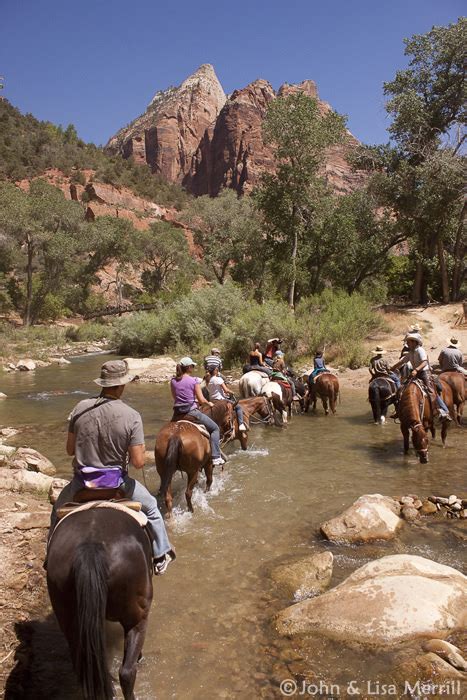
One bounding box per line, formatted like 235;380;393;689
271;552;333;601
16;359;36;371
320;494;402;543
275;555;467;646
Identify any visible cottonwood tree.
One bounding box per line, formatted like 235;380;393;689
353;19;466;302
255;92;347;307
139;220;197;296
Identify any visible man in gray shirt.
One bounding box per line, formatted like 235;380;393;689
438;337;466;375
49;360;175;575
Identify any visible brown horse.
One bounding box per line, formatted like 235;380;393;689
439;371;465;426
47;507;153;700
398;380;434;463
155;421;213;515
238;396;275;426
199;399;248;450
306;373;340;415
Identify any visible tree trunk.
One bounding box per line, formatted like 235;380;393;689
23;237;34;327
412;260;424;304
287;223;298;309
437;237;450;303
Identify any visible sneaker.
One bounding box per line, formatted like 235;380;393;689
153;552;174;576
238;423;247;432
212;456;226;467
440;412;452;422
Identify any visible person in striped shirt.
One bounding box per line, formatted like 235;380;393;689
204;347;223;373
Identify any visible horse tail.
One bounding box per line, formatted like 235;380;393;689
369;380;381;422
160;433;182;496
72;541;113;700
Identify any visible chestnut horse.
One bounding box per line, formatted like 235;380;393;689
238;396;275;426
439;371;465;425
155;400;239;514
398;380;434;463
47;507;153;700
307;373;340;415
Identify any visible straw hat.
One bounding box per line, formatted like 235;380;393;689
372;345;387;355
407;323;421;334
94;360;134;387
447;337;461;348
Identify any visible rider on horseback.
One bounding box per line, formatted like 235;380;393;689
207;366;247;432
390;334;452;422
271;351;299;400
308;350;328;387
171;357;226;467
369;346;400;388
48;360;175;575
438;337;467;376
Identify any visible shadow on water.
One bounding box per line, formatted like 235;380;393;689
5;615;82;700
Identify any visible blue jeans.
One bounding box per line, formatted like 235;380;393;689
188;408;221;458
234;403;244;425
49;474;172;558
389;371;401;389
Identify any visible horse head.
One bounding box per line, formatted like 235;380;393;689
412;422;429;463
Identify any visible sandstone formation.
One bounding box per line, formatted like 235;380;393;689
271;551;333;601
106;65;364;196
275;555;467;646
124;356;177;383
320;493;402;543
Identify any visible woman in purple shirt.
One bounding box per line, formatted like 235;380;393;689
170;356;225;467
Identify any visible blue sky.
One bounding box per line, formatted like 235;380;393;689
1;1;463;147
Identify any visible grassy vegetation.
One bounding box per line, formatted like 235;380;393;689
112;285;387;369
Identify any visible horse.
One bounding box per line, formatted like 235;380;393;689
306;372;340;415
47;506;153;700
261;380;292;425
238;395;275;426
368;376;398;424
398;380;434;463
439;371;465;426
155;420;213;515
438;376;459;446
155;400;236;514
239;370;269;398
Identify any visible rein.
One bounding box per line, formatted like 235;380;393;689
247;398;274;425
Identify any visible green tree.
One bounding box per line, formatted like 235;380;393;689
181;188;263;286
0;180;84;324
353;19;466;303
139;220;197;295
255;92;347;306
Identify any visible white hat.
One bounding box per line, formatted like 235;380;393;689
405;333;422;345
372;345;387;355
447;337;460;348
179;356;197;367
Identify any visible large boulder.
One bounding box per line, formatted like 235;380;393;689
124;356;177;383
16;359;36;371
320;494;402;543
8;448;56;476
48;477;69;504
275;555;467;646
271;552;333;601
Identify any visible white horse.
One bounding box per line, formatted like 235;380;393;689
239;371;269;398
261;381;288;425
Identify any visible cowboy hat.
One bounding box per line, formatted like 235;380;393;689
407;323;421;333
405;333;422;345
372;345;387;355
447;337;461;348
94;360;134;387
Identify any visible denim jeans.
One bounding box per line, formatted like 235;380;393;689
188;408;221;458
389;371;401;389
234;403;244;425
49;474;173;558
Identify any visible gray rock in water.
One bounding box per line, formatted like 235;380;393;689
401;506;420;522
17;359;36;371
448;494;458;505
271;551;333;601
320;494;402;543
275;554;467;646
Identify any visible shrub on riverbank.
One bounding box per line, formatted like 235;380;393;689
113;285;385;368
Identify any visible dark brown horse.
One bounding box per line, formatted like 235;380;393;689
199;399;248;449
438;377;458;446
155;421;213;514
398;380;434;463
306;373;340;415
439;371;465;425
47;507;153;700
238;396;275;426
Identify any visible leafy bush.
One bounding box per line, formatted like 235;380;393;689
65;321;111;343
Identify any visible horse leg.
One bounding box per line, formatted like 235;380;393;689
402;426;410;454
322;396;329;416
119;619;148;700
330;391;337;415
185;470;198;513
165;481;173;517
205;461;213;492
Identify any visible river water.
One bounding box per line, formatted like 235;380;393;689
1;355;465;699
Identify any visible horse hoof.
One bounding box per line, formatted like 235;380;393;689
380;416;386;424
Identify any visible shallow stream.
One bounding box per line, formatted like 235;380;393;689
0;355;465;699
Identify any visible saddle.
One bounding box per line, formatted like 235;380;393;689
371;374;397;397
174;419;210;439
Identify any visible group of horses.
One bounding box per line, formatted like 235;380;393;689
369;369;465;463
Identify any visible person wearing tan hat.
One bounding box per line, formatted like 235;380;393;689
391;335;451;421
48;360;175;575
438;337;466;376
369;346;400;388
203;347;223;373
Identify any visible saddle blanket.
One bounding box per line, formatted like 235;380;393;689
176;419;210;438
56;500;148;529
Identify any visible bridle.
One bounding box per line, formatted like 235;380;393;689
248;397;275;425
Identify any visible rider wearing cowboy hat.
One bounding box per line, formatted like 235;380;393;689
390;334;451;421
438;337;466;376
369;346;400;388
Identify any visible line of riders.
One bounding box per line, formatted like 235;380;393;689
368;325;466;423
47;331;465;578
